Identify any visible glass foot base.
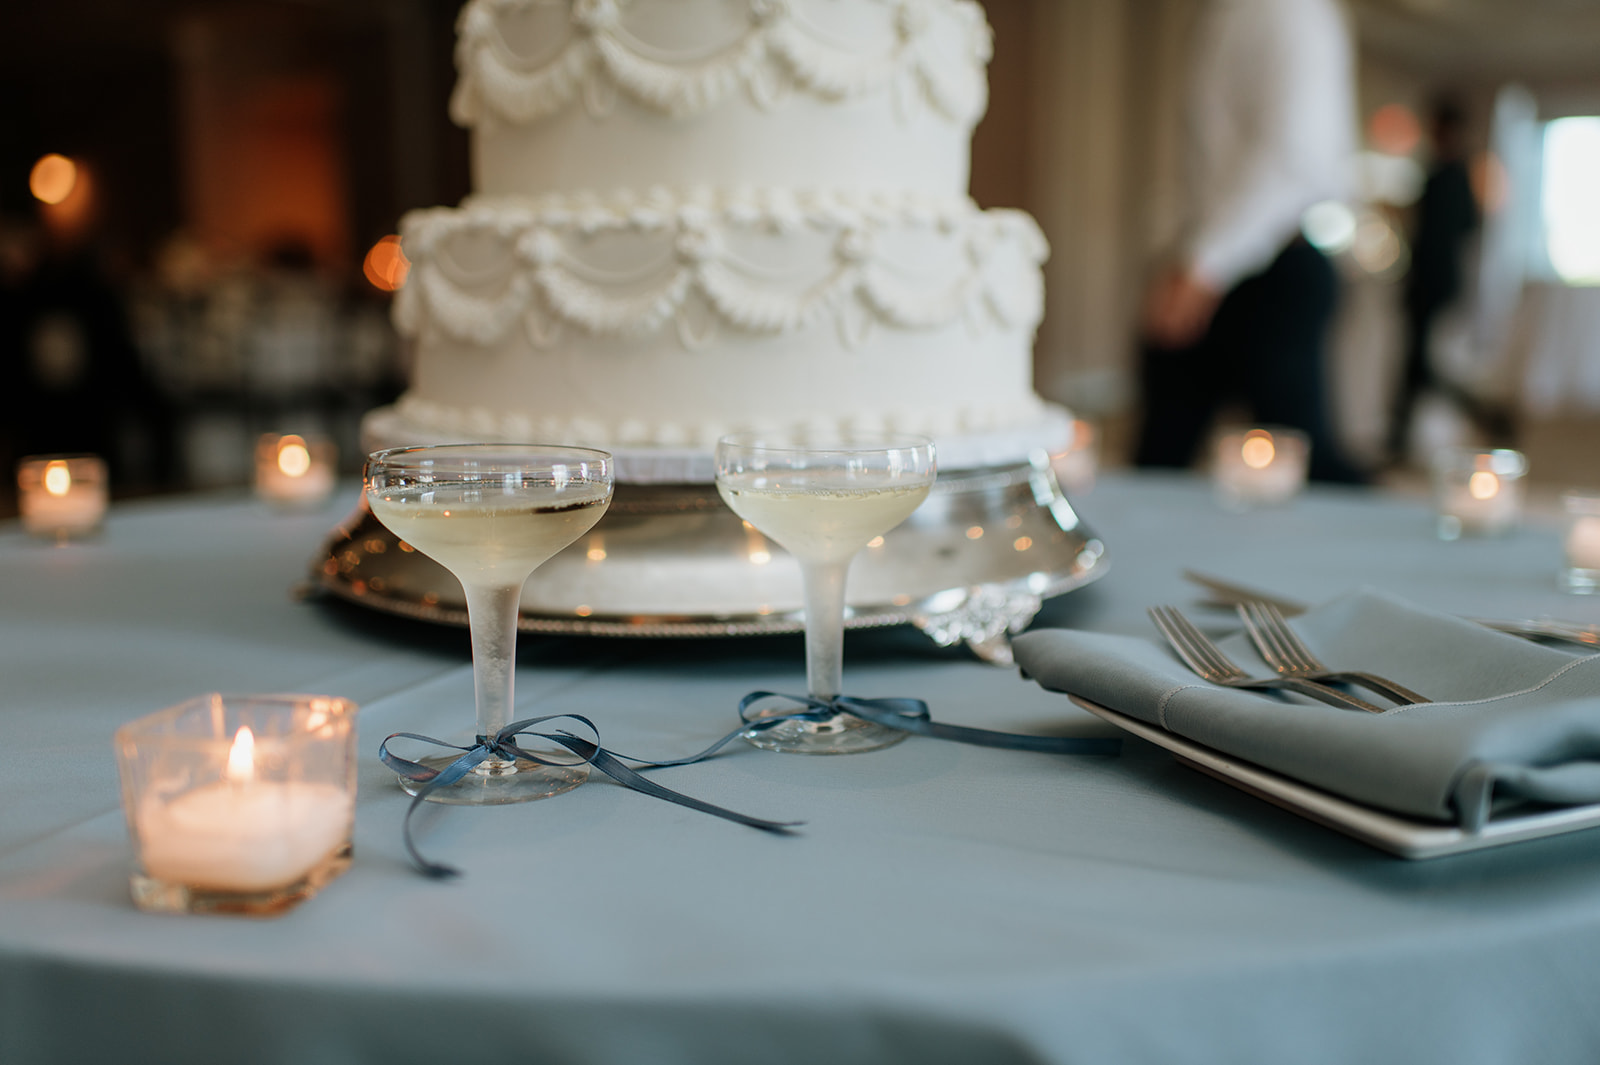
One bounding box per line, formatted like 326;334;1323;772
399;753;589;806
130;842;353;917
743;711;909;755
1561;567;1599;595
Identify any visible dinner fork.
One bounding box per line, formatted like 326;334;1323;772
1183;569;1600;649
1236;601;1429;705
1148;605;1385;713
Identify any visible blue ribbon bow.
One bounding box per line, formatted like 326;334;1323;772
380;713;798;878
739;691;1124;756
381;694;1120;878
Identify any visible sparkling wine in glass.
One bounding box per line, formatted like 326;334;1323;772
714;432;936;754
365;444;613;803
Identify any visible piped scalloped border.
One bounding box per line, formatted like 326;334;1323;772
450;0;992;128
376;392;1059;456
393;190;1048;353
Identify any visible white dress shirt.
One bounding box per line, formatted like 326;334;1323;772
1182;0;1357;290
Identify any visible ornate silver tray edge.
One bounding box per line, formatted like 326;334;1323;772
311;453;1108;664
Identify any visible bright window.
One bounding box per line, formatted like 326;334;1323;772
1542;117;1600;285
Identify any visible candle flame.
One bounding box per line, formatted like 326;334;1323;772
42;461;73;496
226;726;256;783
277;438;312;477
1468;471;1500;501
1241;431;1276;470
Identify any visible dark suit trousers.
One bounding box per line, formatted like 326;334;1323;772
1134;238;1364;484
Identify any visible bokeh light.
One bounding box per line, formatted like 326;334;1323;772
363;234;410;291
1350;211;1408;278
1241;431;1276;470
1368;104;1423;157
1302;201;1358;253
276;437;312;477
1542;117;1600;285
29;154;77;205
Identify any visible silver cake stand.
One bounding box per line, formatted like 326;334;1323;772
311;451;1106;665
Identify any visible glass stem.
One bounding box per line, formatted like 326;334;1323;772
462;580;524;742
801;558;851;701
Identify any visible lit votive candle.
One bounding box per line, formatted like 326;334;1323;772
115;693;357;916
1561;491;1600;594
1433;448;1525;540
255;433;336;508
16;453;108;540
1212;427;1309;510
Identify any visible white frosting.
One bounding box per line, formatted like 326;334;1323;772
395;189;1044;343
377;0;1055;481
387;189;1047;454
456;0;989;197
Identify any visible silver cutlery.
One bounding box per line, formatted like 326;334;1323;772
1467;617;1600;648
1236;601;1429;705
1148;605;1386;713
1183;570;1600;650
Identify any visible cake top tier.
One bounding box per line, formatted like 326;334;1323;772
453;0;994;200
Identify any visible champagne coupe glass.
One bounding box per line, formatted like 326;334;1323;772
365;444;613;803
714;431;936;754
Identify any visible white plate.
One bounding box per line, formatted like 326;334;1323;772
1071;695;1600;859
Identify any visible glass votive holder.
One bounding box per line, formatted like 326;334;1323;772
16;453;108;541
1561;491;1600;594
255;433;337;508
1212;427;1309;510
114;693;358;917
1432;447;1526;540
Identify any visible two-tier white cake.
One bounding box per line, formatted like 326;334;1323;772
366;0;1066;481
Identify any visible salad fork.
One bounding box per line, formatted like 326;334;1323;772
1236;601;1429;705
1148;606;1385;713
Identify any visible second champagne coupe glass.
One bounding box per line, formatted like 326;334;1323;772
365;444;613;803
714;431;936;754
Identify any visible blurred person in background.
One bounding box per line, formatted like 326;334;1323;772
1134;0;1367;484
6;162;175;492
1385;95;1507;465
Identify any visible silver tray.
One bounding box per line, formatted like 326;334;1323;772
311;452;1107;663
1073;697;1600;859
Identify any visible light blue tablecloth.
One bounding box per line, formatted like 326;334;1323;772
3;474;1600;1065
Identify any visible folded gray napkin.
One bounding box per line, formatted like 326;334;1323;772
1013;590;1600;829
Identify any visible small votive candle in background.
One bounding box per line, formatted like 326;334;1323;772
1433;447;1526;540
16;453;108;541
255;433;336;508
1212;427;1309;510
1052;418;1099;496
1560;490;1600;594
115;693;358;917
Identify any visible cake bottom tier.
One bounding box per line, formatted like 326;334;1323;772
361;402;1075;483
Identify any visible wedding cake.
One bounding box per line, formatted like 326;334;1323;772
366;0;1066;481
